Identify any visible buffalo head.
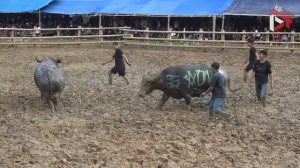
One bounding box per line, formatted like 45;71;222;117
138;72;161;98
35;57;62;67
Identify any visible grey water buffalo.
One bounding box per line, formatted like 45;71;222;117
34;57;65;112
138;64;239;110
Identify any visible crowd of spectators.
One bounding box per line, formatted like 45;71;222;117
0;13;300;42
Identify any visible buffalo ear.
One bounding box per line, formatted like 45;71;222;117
56;57;62;63
35;57;42;63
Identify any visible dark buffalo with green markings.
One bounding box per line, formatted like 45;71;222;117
138;64;238;110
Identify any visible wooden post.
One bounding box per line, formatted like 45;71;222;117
221;14;225;30
291;30;295;52
221;29;225;40
32;27;36;37
242;30;246;47
10;26;15;43
99;14;103;42
10;27;15;42
57;26;61;36
167;15;172;45
183;27;186;39
266;30;270;42
78;26;81;42
167;15;171;39
78;26;82;36
291;30;295;43
38;10;42;28
242;30;246;41
98;14;102;35
99;26;103;41
221;29;225;48
10;27;15;37
199;28;203;40
212;16;216;40
145;27;149;38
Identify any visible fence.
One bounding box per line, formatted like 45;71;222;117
122;28;300;51
0;26;131;45
1;26;300;51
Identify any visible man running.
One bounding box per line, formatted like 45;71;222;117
244;36;259;82
102;42;132;85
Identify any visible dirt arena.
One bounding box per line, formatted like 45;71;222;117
0;45;299;168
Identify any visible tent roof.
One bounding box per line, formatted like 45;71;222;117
42;0;110;14
99;0;233;16
0;0;54;13
3;0;299;16
42;0;234;16
224;0;300;16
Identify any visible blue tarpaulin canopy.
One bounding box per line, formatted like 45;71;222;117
98;0;233;16
224;0;300;16
2;0;300;16
0;0;54;13
42;0;234;16
42;0;110;14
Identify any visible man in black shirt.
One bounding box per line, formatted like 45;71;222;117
244;36;259;82
102;42;132;85
252;49;273;106
201;62;227;119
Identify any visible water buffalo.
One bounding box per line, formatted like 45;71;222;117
34;57;65;112
138;64;239;110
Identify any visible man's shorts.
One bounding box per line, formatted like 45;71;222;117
111;66;125;76
245;63;253;72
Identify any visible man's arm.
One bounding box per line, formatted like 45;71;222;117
252;47;259;61
202;86;214;96
269;73;273;95
251;63;256;78
201;76;216;96
123;54;131;66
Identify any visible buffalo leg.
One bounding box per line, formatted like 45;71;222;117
46;98;55;113
40;92;45;100
53;97;59;111
183;95;192;111
157;93;170;110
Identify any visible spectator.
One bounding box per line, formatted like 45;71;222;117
253;29;261;40
232;29;242;40
252;49;273;106
281;34;289;42
244;36;258;82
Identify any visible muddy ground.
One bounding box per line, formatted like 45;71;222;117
0;45;299;168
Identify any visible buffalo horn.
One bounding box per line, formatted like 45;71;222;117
35;57;42;63
56;57;62;63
